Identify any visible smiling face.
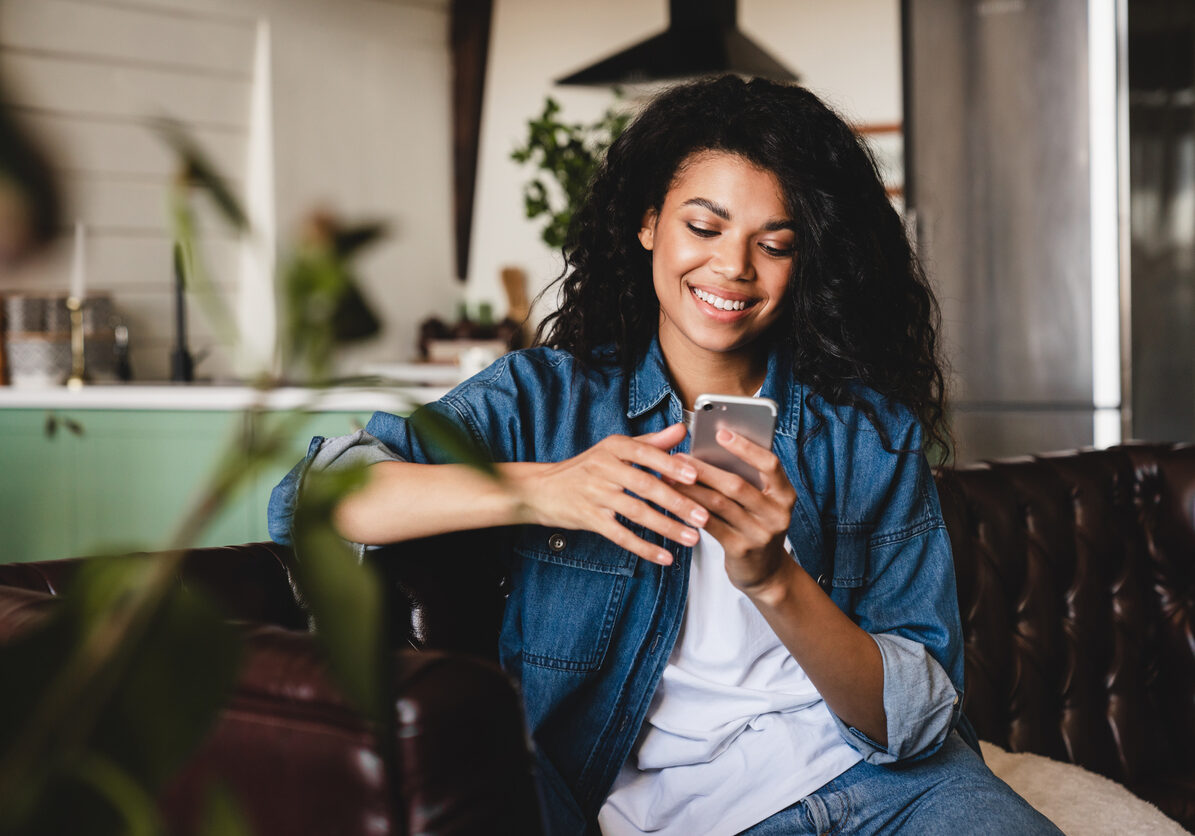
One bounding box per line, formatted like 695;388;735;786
639;151;795;376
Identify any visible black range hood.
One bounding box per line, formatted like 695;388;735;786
556;0;799;86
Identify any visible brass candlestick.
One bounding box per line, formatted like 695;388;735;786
66;295;87;389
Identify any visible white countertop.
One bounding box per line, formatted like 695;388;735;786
0;382;451;412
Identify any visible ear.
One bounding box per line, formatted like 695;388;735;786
638;210;657;251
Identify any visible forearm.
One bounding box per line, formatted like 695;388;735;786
746;560;888;746
332;460;538;544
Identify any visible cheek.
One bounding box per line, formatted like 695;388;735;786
654;230;707;271
760;268;793;314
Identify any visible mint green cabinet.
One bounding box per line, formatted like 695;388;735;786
0;409;368;563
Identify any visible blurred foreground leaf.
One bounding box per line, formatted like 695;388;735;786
153;117;247;232
409;407;496;477
290;466;384;725
0;556;241;836
197;783;254;836
0;87;61;266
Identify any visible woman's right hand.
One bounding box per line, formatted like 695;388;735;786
506;423;708;565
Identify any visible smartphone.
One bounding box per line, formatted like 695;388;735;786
688;394;779;488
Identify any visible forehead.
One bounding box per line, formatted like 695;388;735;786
663;151;787;215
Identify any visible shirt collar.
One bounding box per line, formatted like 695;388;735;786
626;334;802;439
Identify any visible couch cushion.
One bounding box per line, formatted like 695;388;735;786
980;741;1189;835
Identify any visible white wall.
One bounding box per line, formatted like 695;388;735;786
0;0;456;380
466;0;902;323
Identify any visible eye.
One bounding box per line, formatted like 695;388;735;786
759;242;795;258
685;223;718;238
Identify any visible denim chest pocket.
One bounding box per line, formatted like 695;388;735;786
505;526;637;672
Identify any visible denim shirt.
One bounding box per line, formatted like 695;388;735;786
267;338;965;835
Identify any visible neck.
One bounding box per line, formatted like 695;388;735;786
659;334;770;410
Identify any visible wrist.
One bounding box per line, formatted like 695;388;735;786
741;557;809;610
496;461;549;525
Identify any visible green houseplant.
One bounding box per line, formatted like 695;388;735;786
511;94;630;251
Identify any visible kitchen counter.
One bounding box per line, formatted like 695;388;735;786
0;382;451;412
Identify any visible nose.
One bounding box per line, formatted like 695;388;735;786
709;234;752;280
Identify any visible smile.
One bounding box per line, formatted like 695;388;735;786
691;286;754;312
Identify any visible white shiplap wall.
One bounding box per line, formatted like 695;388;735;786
0;0;457;381
0;0;254;380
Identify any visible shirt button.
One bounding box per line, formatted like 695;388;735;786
548;533;567;552
816;573;831;591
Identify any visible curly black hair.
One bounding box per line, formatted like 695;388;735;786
535;75;950;458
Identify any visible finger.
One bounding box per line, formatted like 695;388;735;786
676;450;759;503
610;462;710;527
608;491;701;548
670;479;753;531
592;512;674;565
605;431;698;485
714;429;786;482
636;422;688;450
670;481;773;551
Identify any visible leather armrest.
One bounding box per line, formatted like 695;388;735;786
160;626;542;836
0;543;308;631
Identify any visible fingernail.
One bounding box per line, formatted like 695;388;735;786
681;528;699;545
679;465;697;482
657;550;673;565
690;507;708;525
717;429;734;443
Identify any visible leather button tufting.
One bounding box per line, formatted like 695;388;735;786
548;533;567;552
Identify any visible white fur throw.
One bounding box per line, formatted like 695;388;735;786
981;741;1188;835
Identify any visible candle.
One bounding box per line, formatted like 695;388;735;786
69;221;86;300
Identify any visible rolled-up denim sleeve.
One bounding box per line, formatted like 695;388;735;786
833;519;965;765
266;429;407;545
266;393;492;546
819;396;966;765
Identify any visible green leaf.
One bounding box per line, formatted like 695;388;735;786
72;753;162;836
89;576;243;790
0;556;240;836
196;783;254;836
0;610;79;833
408;408;496;476
510;93;629;254
2;769;129;836
152;118;248;232
291;466;385;724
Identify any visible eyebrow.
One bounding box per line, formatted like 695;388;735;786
682;197;796;231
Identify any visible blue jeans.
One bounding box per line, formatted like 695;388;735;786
738;733;1062;835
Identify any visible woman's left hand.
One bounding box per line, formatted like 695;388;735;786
670;428;797;596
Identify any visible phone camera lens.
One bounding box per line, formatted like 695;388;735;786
702;403;713;411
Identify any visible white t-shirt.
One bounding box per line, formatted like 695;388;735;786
597;529;863;836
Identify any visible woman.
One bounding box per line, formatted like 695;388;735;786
269;76;1059;835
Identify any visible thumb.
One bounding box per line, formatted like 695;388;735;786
638;422;688;449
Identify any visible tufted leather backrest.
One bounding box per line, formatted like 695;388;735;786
935;442;1195;788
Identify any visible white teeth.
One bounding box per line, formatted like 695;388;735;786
692;287;748;311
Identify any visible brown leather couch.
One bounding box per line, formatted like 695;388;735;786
0;540;541;836
936;442;1195;830
1;442;1192;833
